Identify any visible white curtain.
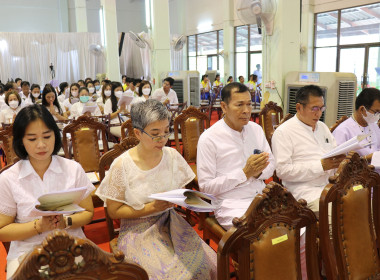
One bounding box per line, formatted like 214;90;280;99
0;32;105;86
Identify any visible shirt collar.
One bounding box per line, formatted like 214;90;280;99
18;156;63;179
295;114;319;133
222;119;247;138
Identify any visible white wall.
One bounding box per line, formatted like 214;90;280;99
0;0;69;32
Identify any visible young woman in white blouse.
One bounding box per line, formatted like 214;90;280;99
70;87;101;119
41;84;67;121
0;91;22;128
96;82;112;114
30;84;42;104
131;80;151;105
62;83;80;113
0;105;95;279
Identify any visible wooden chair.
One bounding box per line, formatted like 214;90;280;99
11;230;149;280
98;136;139;253
218;182;320;280
258;101;283;147
0;125;18;168
120;119;136;139
62;115;108;209
329;115;348;133
319;151;380;279
166;102;187;146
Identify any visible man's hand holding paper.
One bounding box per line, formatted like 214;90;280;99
321;154;346;171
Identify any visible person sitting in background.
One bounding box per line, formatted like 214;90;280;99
121;75;128;91
58;82;69;104
151;77;178;107
85;81;96;101
200;74;211;101
238;75;245;84
42;84;67;121
30;84;41;104
333;88;380;164
78;80;85;87
226;76;233;84
271;85;345;214
0;104;94;279
134;79;142;97
93;79;101;95
63;83;80;114
20;81;32;106
96;82;111;114
15;78;22;91
4;82;17;95
96;99;216;279
84;77;92;85
247;74;257;91
70;87;101;119
213;74;223;88
0;91;22;128
131;80;151;105
197;82;275;229
123;79;137;98
0;83;5;110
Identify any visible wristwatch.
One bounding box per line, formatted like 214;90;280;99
64;216;73;229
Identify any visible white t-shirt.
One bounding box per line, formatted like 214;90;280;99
151;88;178;105
0;106;21;125
0;156;95;261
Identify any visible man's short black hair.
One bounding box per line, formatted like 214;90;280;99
355;88;380;110
21;81;30;87
13;104;62;159
4;82;14;92
15;78;22;83
221;82;249;104
164;77;174;86
295;85;324;105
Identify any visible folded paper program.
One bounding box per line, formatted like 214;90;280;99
322;133;373;159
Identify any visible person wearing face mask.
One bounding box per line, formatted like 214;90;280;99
0;91;22;128
333;88;380;164
131;80;151;105
30;84;42;104
63;83;80;115
58;82;69;104
70;87;101;119
94;79;101;94
97;83;112;114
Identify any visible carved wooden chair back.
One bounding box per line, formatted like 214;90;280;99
0;125;18;168
217;182;319;280
173;106;210;164
319;151;380;280
99;137;139;244
258;101;283;147
62;115;108;172
11;230;149;280
120;119;136;140
329;115;349;133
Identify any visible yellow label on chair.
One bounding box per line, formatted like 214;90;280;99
81;127;90;131
271;234;288;245
353;185;363;191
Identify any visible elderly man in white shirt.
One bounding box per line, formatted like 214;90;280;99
271;85;345;213
197;82;275;229
151;77;178;107
333;88;380;164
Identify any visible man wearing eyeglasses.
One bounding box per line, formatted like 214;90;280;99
197;82;275;229
332;88;380;165
271;85;345;214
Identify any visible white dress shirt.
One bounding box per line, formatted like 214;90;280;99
19;92;33;107
197;119;275;229
0;156;95;261
271;115;336;204
69;101;102;119
151;88;178;105
131;95;148;105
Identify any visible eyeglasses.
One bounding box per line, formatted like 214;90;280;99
299;103;326;113
140;129;172;142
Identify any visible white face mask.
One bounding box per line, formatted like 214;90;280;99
88;87;95;94
142;88;150;96
104;90;111;97
71;91;78;97
363;108;380;124
115;91;123;98
9;100;18;109
32;93;40;98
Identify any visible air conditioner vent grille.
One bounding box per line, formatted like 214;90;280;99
337;81;356;120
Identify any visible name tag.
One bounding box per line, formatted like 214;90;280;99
353;185;363;191
272;234;288;245
81;127;90;131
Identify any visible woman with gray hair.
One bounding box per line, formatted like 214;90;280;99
96;99;216;279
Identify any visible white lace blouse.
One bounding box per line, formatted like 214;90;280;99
96;147;195;211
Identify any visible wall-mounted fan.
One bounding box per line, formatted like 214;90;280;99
128;31;147;48
89;44;103;55
235;0;276;35
171;35;186;51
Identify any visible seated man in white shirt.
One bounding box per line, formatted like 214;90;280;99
151;77;178;107
20;81;33;106
197;82;275;229
271;85;345;213
333;88;380;164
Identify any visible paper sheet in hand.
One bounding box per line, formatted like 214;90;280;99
148;189;216;212
29;187;88;217
86;172;100;184
322;133;372;159
117;93;134;107
82;102;98;114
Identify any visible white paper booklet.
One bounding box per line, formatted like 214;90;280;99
117;93;134;107
29;187;88;217
82;102;98;114
86;172;100;184
322;133;373;159
148;189;216;212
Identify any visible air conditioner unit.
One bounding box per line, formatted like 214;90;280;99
160;71;200;106
284;72;357;127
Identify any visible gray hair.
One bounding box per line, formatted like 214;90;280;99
130;99;170;130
